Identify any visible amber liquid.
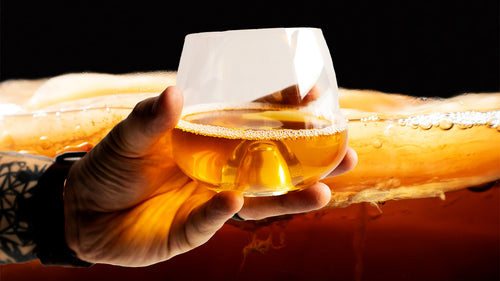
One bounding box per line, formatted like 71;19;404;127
324;111;500;207
171;105;348;196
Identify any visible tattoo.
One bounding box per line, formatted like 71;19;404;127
0;152;53;264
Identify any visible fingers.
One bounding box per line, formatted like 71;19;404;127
183;191;244;247
237;182;332;220
328;147;358;177
130;85;183;138
252;84;319;106
233;147;355;220
301;85;321;105
185;147;355;223
111;86;184;156
254;85;301;105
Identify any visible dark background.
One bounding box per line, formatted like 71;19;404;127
1;0;498;97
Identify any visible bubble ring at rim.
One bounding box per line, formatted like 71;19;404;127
175;102;348;140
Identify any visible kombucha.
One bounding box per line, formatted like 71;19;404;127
171;105;348;196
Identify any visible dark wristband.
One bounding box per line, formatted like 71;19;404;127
18;152;93;267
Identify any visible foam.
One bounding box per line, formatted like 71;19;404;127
398;110;500;130
176;103;347;140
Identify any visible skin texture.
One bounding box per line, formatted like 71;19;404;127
64;86;357;267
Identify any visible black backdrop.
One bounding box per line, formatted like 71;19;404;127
1;0;498;98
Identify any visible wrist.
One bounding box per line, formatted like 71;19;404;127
18;152;93;267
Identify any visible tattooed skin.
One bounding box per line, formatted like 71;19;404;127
0;152;53;264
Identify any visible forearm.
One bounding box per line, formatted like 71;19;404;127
0;151;53;264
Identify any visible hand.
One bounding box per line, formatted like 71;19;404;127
64;86;357;267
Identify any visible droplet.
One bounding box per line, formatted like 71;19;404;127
419;122;433;130
39;136;51;150
438;118;453;130
372;139;383;149
457;123;473;130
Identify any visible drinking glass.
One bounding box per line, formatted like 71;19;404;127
172;28;347;196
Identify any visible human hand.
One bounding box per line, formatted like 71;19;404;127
64;86;357;267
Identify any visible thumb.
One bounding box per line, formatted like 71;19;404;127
183;191;244;248
112;86;184;156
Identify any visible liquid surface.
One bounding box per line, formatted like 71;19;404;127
183;107;333;130
172;106;347;196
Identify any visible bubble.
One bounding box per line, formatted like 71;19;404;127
39;136;51;150
361;115;379;122
177;106;347;140
398;110;500;131
372;139;383;149
409;121;419;130
438;119;453;130
457;123;474;130
419;122;433;130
